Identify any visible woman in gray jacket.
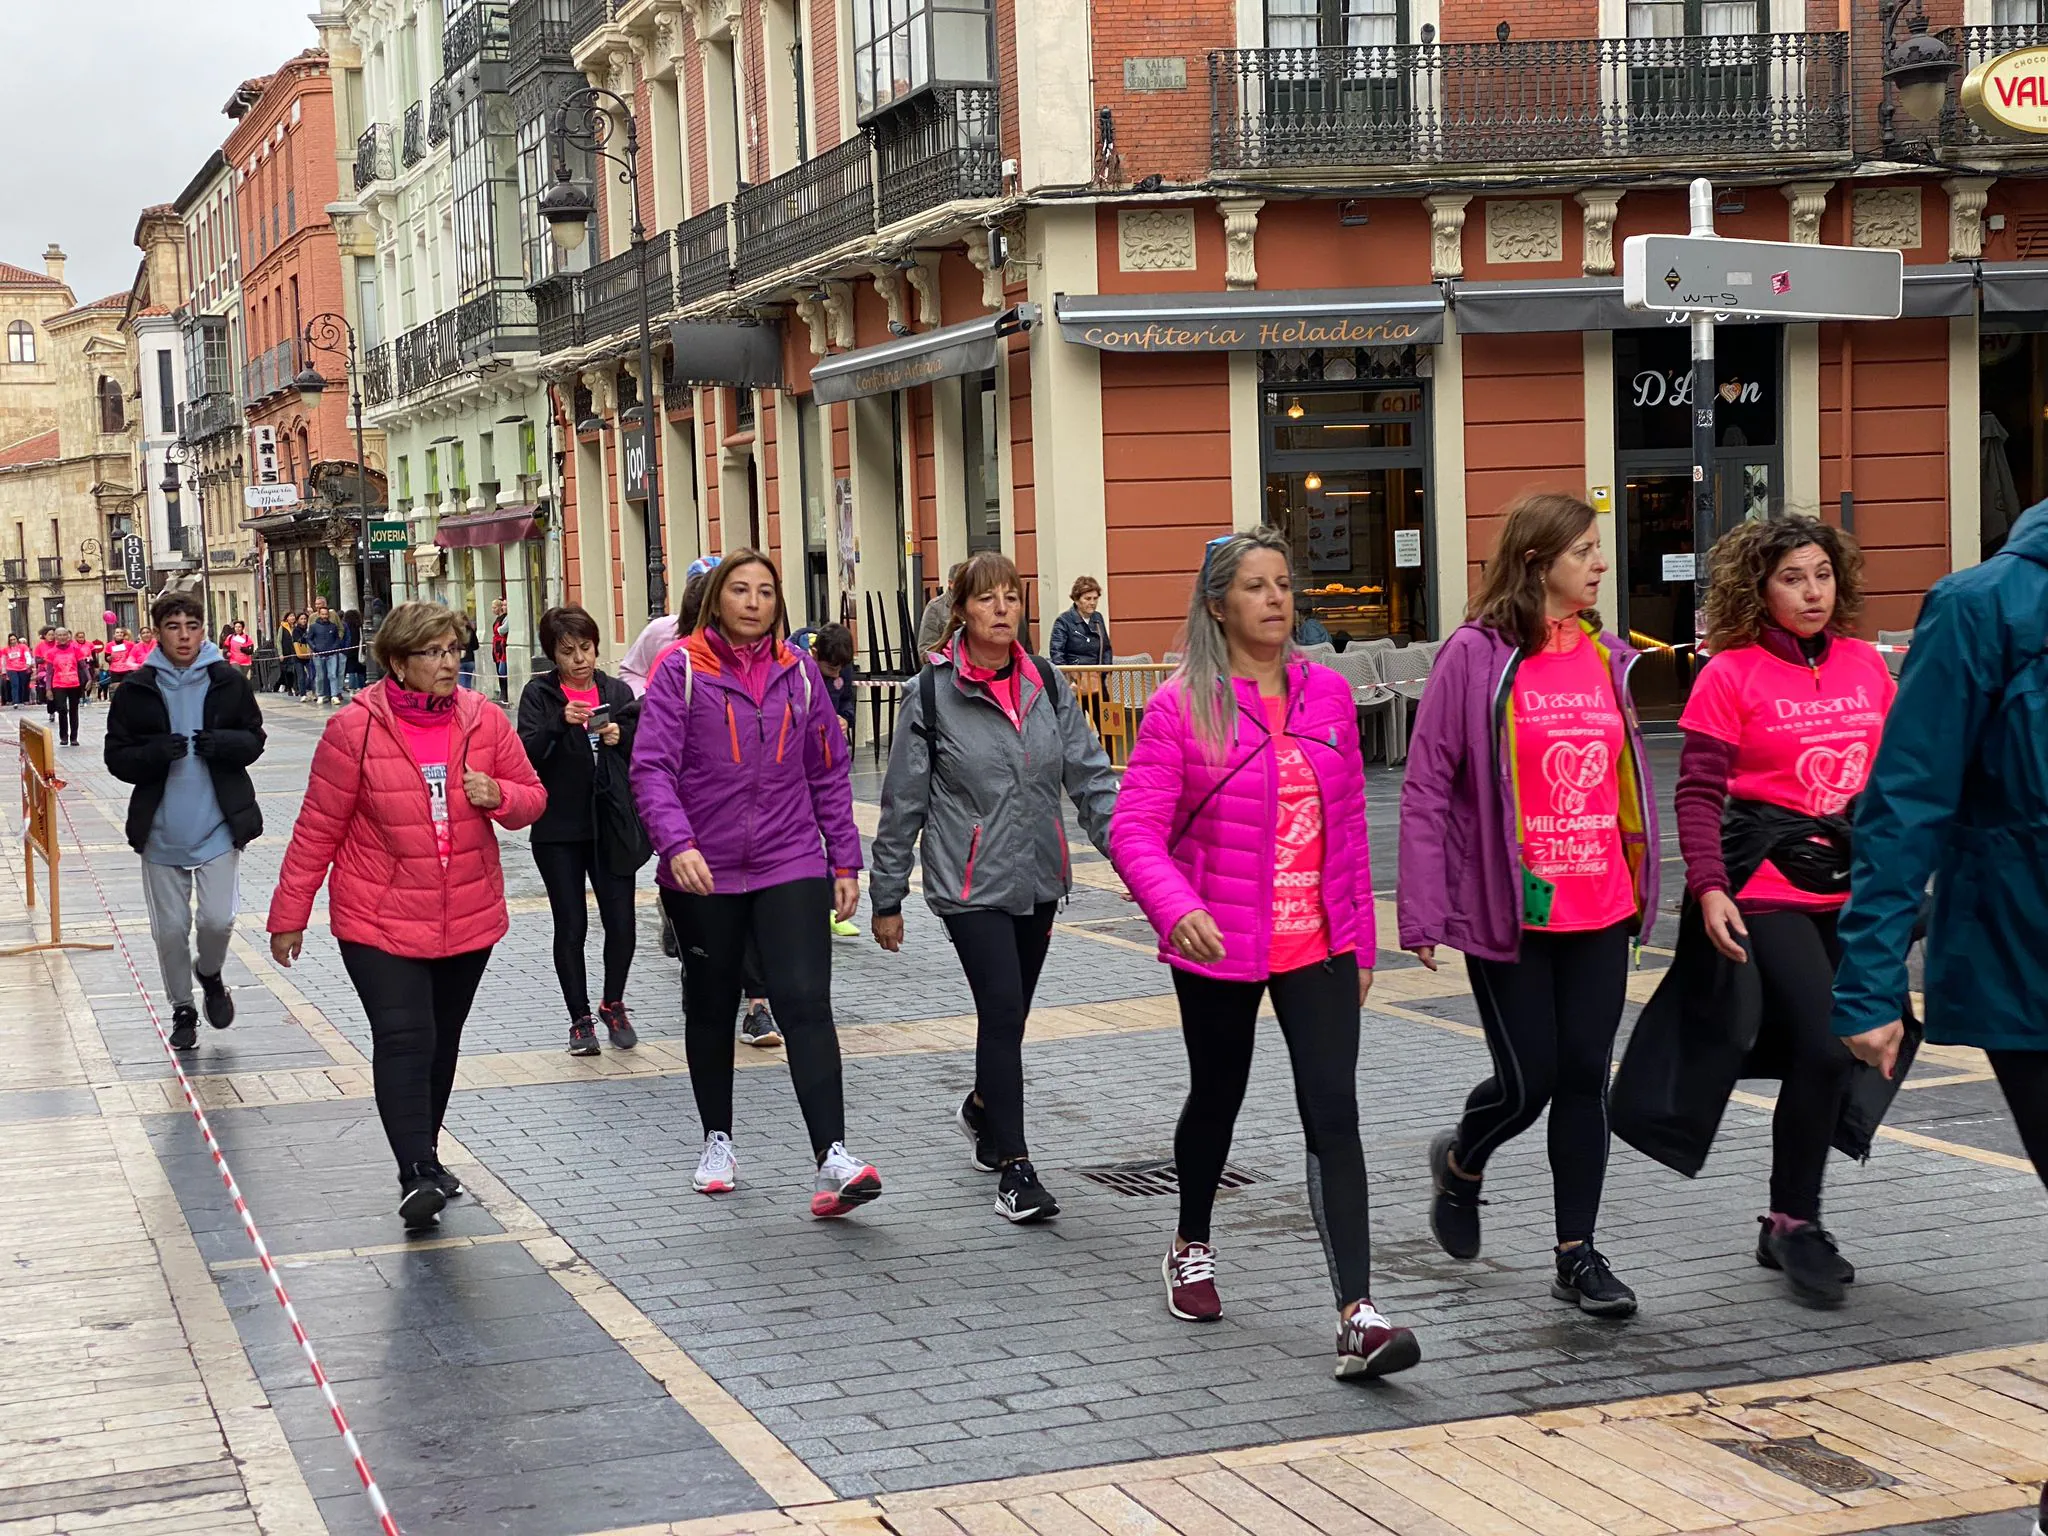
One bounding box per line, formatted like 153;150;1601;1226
871;552;1120;1224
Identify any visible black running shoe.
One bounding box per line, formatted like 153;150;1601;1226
169;1004;199;1052
196;971;234;1030
996;1160;1059;1224
397;1165;446;1231
1756;1215;1855;1285
1551;1243;1639;1318
955;1091;998;1173
598;1001;638;1051
425;1159;463;1199
567;1016;600;1057
1427;1130;1484;1260
739;1003;782;1048
660;912;679;959
1762;1221;1850;1307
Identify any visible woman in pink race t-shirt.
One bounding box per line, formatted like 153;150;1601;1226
2;634;29;707
1672;516;1895;1309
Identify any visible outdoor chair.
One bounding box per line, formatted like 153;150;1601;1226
1380;643;1436;763
1329;647;1399;763
1876;628;1914;680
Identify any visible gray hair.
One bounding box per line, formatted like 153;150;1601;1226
1175;524;1295;753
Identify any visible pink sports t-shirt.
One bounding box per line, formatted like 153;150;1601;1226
1263;695;1331;974
47;644;85;691
1510;633;1635;932
1680;638;1895;909
226;634;253;666
3;645;27;672
395;716;455;868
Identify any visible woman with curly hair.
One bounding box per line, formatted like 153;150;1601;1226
1673;514;1896;1306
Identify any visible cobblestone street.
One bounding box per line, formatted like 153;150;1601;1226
1;695;2043;1536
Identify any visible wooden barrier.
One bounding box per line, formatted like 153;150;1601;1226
1057;663;1173;768
3;720;112;957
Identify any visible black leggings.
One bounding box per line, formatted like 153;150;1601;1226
661;878;843;1157
942;903;1058;1163
339;942;493;1172
1173;955;1373;1307
1459;923;1630;1245
1987;1051;2048;1192
1745;909;1854;1222
532;839;637;1019
50;686;81;741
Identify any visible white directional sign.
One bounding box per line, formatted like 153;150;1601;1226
244;483;301;510
1622;234;1903;323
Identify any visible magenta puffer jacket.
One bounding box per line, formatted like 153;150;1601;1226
1111;660;1375;981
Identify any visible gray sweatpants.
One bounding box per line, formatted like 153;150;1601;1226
141;852;239;1009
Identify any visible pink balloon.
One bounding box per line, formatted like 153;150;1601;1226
101;611;116;626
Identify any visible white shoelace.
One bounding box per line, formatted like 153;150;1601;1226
817;1142;865;1182
698;1133;736;1179
1344;1302;1392;1335
1171;1243;1217;1284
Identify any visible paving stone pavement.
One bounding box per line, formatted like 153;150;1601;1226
1;694;2042;1536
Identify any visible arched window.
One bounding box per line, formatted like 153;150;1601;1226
6;321;34;364
98;377;125;435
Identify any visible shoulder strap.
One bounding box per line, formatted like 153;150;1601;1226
1030;655;1064;720
916;665;941;774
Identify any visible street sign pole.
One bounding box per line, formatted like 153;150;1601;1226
1688;178;1718;648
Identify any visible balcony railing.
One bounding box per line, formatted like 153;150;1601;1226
2;559;25;586
445;0;512;72
178;391;242;444
535;274;584;354
362;342;395;409
569;0;611;46
1939;25;2048;145
509;0;578;81
355;123;396;190
402;101;426;167
876;87;1002;227
736;133;878;284
583;233;675;339
395;311;463;397
244;339;300;403
37;558;63;586
429;81;452;146
1210;34;1849;170
677;205;734;302
457;280;540;360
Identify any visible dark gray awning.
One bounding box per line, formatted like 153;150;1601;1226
1449;278;1657;334
1979;262;2048;316
669;319;784;388
809;306;1037;405
1901;263;1977;318
1055;287;1443;352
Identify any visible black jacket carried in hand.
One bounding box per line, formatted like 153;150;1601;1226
516;668;651;873
103;660;266;853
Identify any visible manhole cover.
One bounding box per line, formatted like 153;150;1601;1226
1075;1159;1267;1196
1721;1438;1888;1494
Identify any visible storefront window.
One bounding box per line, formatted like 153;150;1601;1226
1980;325;2048;559
961;370;1001;554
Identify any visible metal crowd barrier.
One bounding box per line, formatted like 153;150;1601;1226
847;662;1175;769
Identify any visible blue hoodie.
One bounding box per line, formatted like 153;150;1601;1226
143;640;232;867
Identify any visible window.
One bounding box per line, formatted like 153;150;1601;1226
1627;0;1763;34
1994;0;2044;23
451;440;468;492
7;321;34;364
1266;0;1400;45
157;351;176;435
397;456;410;500
961;370;1001;554
520;421;538;477
851;0;994;119
98;378;126;435
426;446;440;495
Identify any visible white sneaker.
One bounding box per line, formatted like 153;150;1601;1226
810;1141;882;1218
693;1132;737;1194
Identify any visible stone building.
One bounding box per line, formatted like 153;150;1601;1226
123;207;196;599
0;248;76;451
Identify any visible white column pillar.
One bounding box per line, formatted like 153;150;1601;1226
1429;314;1468;638
1950;311;1982;572
1582;329;1620;636
1023;205;1107;633
1785;325;1823;519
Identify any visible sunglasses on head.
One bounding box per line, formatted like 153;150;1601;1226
1201;533;1236;577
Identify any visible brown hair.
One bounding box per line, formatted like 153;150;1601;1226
1702;515;1864;654
1467;492;1601;656
371;600;461;673
696;550;788;640
538;605;600;658
150;591;203;627
940;551;1023;651
1069;575;1101;604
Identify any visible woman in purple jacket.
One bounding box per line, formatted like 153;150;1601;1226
629;550;879;1218
1399;492;1658;1318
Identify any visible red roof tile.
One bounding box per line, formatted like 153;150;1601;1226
0;430;59;468
0;262;61;287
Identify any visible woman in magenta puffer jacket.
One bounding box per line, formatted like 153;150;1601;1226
630;550;881;1219
269;601;546;1232
1111;527;1417;1384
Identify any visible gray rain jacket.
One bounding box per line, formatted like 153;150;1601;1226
870;653;1119;919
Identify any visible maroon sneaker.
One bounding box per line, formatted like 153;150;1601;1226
598;1001;638;1051
1163;1241;1222;1322
1334;1301;1421;1381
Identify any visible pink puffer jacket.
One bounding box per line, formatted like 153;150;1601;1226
1111;661;1375;981
268;682;547;958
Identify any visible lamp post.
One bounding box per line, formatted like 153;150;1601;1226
538;86;666;615
159;439;212;625
1878;0;1960;151
292;313;375;632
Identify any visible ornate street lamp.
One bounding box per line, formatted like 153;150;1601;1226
160;438;212;623
1879;0;1959;148
293;313;375;631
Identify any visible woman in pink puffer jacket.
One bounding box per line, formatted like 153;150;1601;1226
1110;527;1417;1384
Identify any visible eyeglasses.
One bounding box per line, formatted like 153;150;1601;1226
1201;533;1235;576
406;646;463;662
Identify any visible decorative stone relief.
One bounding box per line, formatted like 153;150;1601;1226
1852;187;1922;250
1425;195;1471;280
906;254;943;329
581;368;617;415
821;282;856;350
1947;176;1995;262
1782;182;1832;246
1483;200;1564;265
870;266;909;332
1117;208;1198;273
1218;198;1264;291
964;228;1009;309
1575;191;1623;276
793;293;829;357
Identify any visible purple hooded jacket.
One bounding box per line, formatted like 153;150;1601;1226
1398;620;1660;965
629;629;862;893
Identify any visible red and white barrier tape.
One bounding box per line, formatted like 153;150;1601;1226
30;771;403;1536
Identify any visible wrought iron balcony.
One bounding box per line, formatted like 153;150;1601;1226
402;101;426;167
1938;25;2048;146
178;391;242;445
457;280;540;360
395;312;463;398
362;342;395;409
509;0;578;82
37;557;63;586
429;81;452;146
677;205;734;302
2;559;25;586
568;0;611;46
583;234;675;340
444;0;512;72
736;134;878;285
244;339;301;403
1210;34;1849;171
534;274;584;354
876;88;1002;227
355;123;396;191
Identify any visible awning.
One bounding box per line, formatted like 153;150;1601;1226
670;319;784;388
1449;278;1655;334
1055;287;1444;352
1979;262;2048;316
433;506;541;550
1901;263;1977;318
809;306;1038;405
